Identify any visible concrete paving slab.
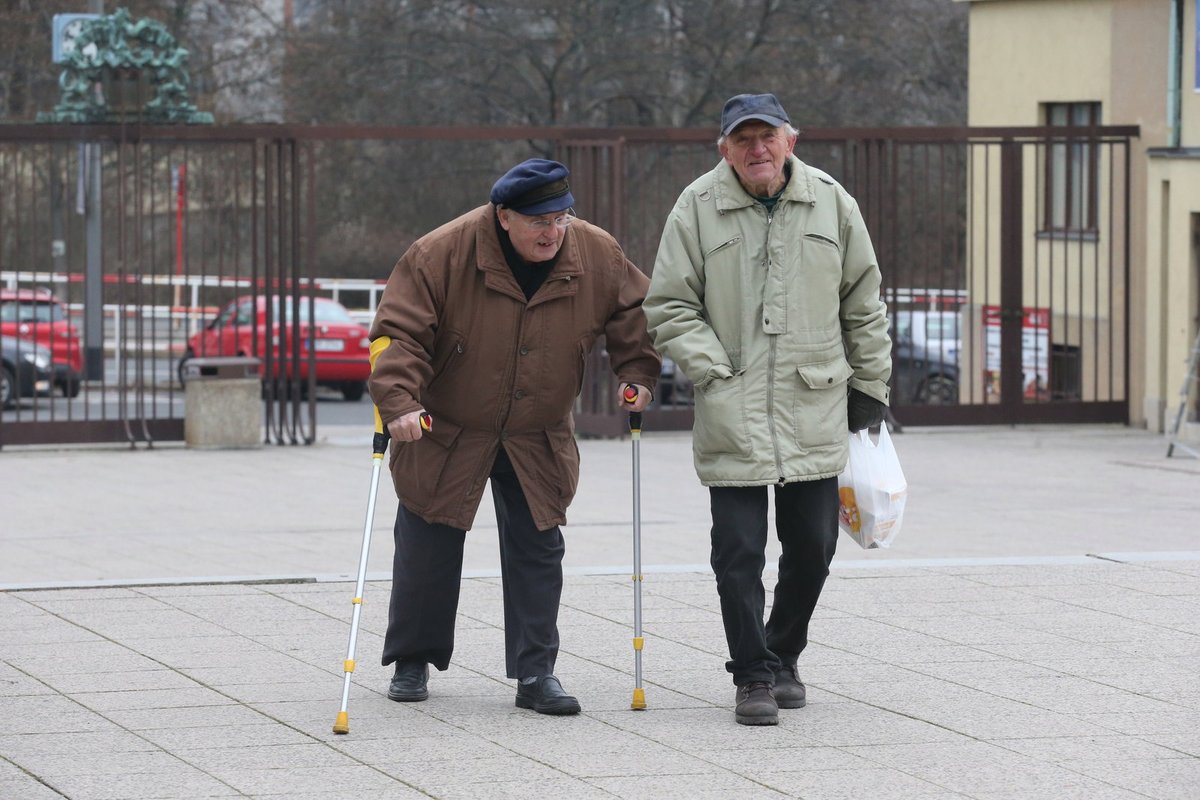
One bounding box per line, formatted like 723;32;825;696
2;425;1199;798
29;767;236;800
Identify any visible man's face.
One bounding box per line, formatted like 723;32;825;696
497;208;570;263
719;120;797;196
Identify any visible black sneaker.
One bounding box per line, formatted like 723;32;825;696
773;663;807;709
387;660;429;702
735;681;779;726
515;676;581;715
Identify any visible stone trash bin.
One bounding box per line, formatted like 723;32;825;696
183;356;263;449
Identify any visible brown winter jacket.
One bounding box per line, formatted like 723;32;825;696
368;204;661;531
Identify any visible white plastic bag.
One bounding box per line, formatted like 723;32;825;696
837;424;907;549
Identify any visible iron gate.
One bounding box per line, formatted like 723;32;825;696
0;125;316;447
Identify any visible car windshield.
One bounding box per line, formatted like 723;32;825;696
1;299;65;324
268;299;355;324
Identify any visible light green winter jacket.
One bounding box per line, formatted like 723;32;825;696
644;155;892;486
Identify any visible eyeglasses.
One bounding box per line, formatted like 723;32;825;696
512;209;576;230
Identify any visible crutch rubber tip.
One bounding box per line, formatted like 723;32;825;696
631;688;647;710
332;712;349;734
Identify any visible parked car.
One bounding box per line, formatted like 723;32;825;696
892;309;961;404
0;288;82;397
1;335;54;408
179;295;371;401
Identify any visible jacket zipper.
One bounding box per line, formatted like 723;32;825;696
764;206;785;483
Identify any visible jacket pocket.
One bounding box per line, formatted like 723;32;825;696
694;373;750;457
546;427;581;504
390;416;463;506
793;358;854;449
704;235;742;257
575;338;591;397
803;231;840;250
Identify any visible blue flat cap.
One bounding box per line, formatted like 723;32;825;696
490;158;575;216
720;93;790;136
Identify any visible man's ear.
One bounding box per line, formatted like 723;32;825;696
496;207;512;232
719;141;732;164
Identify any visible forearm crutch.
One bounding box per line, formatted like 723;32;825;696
624;385;647;710
332;337;432;734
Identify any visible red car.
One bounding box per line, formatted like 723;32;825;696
0;288;83;397
180;295;371;401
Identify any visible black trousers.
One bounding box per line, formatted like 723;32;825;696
709;477;839;686
381;448;565;679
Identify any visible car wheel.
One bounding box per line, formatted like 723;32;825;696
341;381;366;402
917;375;958;405
0;365;14;408
60;376;81;398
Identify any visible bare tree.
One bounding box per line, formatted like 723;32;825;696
1;0;966;277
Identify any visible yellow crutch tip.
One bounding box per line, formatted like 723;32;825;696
332;712;349;734
631;687;647;710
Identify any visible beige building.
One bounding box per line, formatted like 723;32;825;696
961;0;1198;441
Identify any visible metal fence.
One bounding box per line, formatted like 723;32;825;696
0;124;1135;446
557;126;1135;432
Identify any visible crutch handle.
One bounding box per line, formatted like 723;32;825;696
623;384;642;432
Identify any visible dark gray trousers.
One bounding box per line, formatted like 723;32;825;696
709;477;839;686
381;448;565;679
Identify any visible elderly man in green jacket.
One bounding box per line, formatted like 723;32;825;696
644;93;892;726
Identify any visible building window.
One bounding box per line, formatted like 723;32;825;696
1043;102;1100;234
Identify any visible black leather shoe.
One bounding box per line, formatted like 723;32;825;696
387;660;429;702
735;681;779;726
773;663;807;709
515;676;581;715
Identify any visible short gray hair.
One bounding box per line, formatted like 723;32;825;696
717;123;799;148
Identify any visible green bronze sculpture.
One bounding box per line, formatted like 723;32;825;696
39;8;213;124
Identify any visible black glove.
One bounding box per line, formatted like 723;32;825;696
847;388;886;432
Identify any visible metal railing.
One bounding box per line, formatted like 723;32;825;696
0;124;1135;446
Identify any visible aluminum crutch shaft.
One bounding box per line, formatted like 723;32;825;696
333;336;433;734
624;385;647;710
331;430;386;735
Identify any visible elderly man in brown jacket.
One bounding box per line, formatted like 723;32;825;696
368;158;660;715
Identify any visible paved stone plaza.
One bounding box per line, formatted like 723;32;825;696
2;425;1198;798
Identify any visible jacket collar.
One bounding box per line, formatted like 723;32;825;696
713;154;816;212
473;205;583;303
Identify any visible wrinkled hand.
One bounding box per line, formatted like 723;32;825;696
618;383;651;413
847;388;886;432
387;409;428;442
